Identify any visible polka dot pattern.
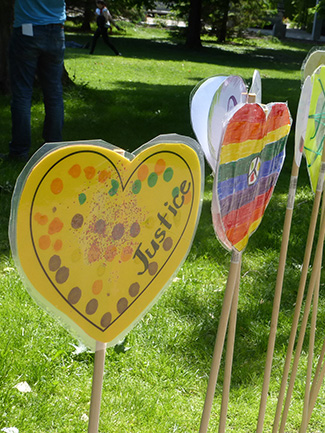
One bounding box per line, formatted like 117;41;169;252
27;148;197;339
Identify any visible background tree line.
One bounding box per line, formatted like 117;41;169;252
0;0;319;93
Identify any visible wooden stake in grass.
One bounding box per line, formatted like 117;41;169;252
88;341;107;433
256;76;312;433
272;69;325;433
299;270;320;433
272;168;325;433
307;335;325;423
199;250;242;433
278;194;325;433
202;94;290;433
299;190;325;433
218;258;242;433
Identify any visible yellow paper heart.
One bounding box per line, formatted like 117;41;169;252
10;137;203;346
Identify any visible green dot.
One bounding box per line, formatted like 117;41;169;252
109;188;117;196
79;193;86;205
132;179;142;194
172;187;179;198
148;172;158;188
163;167;174;182
111;179;119;190
108;179;120;197
109;179;119;196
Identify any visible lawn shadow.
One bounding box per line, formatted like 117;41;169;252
65;32;311;74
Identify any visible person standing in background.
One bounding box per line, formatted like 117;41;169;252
2;0;66;162
89;1;121;56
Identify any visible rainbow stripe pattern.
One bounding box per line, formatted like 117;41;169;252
212;102;291;252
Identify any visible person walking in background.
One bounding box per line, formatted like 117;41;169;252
1;0;66;162
89;1;121;56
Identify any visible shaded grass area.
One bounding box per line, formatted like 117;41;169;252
1;24;325;432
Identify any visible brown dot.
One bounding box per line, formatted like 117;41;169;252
48;255;61;272
129;282;140;297
68;287;82;304
71;213;84;229
148;262;158;276
86;299;98;315
94;219;106;234
101;312;112;328
130;222;140;238
163;237;173;251
55;266;69;284
117;297;128;314
112;223;124;241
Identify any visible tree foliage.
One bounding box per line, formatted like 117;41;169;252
284;0;316;29
166;0;277;43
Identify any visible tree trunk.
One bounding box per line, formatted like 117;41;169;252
0;2;14;94
217;0;230;43
186;0;202;49
81;0;94;32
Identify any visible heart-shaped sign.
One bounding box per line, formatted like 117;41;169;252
302;48;325;83
249;69;262;104
303;66;325;192
212;103;291;252
190;75;247;171
295;75;312;168
9;136;204;346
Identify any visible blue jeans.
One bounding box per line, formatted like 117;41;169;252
9;25;65;158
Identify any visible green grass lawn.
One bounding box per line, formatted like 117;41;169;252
0;23;324;432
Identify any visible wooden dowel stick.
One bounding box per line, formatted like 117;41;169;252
307;337;325;423
218;259;242;433
299;270;320;433
88;341;107;433
278;188;325;433
272;159;325;433
199;250;242;433
299;189;325;432
256;161;299;433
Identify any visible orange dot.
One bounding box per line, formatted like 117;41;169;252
184;190;192;205
84;166;96;180
68;164;81;178
88;243;101;263
50;178;63;194
98;170;111;183
138;165;149;181
34;212;48;225
54;239;63;251
104;245;117;262
48;217;64;235
39;235;51;250
121;246;133;262
92;280;103;295
154;159;166;175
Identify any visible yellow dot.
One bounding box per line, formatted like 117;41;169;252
71;248;82;262
97;264;106;277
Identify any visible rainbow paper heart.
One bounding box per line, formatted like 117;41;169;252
9;136;204;346
212;103;291;252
